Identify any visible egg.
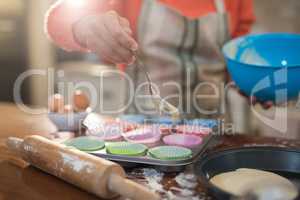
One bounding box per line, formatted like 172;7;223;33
63;104;73;113
73;90;90;112
49;94;64;113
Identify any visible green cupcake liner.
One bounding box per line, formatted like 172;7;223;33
64;137;105;152
148;146;192;161
106;142;148;156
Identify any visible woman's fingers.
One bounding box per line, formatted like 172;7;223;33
250;96;274;109
119;17;132;35
249;96;257;105
229;84;274;109
92;24;131;63
262;101;274;109
72;12;137;64
87;35;123;64
103;11;138;51
84;27;124;63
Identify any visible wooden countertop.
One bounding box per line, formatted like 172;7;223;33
0;103;299;200
0;103;100;200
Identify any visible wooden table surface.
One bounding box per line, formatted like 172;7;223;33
1;103;300;200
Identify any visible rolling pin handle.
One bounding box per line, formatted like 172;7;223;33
6;137;24;153
108;174;160;200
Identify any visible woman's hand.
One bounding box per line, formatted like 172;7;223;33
230;84;274;109
73;11;138;64
242;92;274;109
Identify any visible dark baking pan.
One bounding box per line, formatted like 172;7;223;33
195;147;300;200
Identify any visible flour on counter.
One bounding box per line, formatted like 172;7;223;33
175;173;198;189
129;168;207;200
142;169;165;192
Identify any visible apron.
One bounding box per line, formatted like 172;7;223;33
126;0;230;118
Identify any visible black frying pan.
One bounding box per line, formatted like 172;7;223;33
195;147;300;200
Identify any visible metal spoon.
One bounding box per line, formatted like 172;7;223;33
133;55;180;120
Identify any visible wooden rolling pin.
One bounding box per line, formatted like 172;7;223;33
6;135;159;200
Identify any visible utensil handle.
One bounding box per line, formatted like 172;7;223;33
6;137;24;154
108;174;159;200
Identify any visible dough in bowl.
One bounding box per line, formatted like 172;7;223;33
210;168;298;200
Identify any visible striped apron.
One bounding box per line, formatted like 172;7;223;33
126;0;230;118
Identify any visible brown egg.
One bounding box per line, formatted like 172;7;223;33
63;104;74;113
49;94;64;113
73;90;90;112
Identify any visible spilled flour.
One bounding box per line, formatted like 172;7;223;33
143;169;164;191
171;172;204;200
175;173;198;189
128;168;208;200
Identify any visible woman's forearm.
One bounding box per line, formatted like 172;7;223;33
45;0;123;52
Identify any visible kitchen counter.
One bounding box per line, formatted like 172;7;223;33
0;103;299;200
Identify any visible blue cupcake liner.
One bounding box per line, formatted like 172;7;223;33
149;116;182;125
119;114;147;124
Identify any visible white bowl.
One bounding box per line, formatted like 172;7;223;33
48;112;88;132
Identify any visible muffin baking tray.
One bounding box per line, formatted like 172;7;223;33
195;147;300;199
79;113;218;172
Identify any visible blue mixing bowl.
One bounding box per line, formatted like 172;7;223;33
223;33;300;102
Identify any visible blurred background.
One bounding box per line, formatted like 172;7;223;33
0;0;299;137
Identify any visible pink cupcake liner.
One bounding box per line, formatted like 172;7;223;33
175;125;211;136
86;122;123;141
163;134;203;148
122;126;161;144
